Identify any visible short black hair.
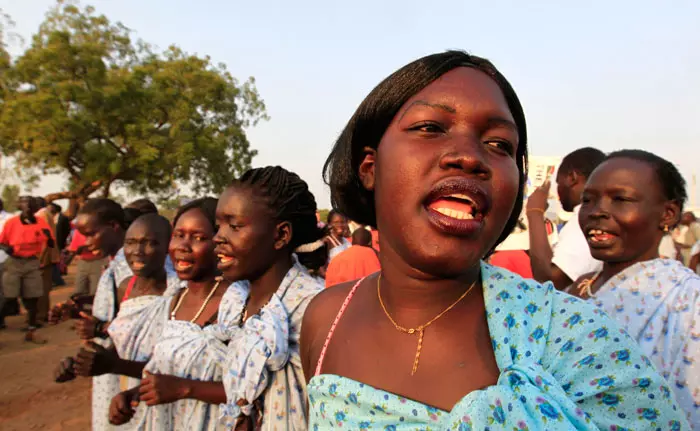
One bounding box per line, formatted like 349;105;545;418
323;50;528;250
558;147;606;179
230;166;323;256
130;213;173;242
79;198;125;229
126;198;158;214
50;203;62;213
604;149;687;213
173;197;218;232
352;228;372;246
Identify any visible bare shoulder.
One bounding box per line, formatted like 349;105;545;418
303;280;358;335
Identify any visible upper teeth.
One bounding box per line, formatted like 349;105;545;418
449;194;474;204
434;208;474;220
589;229;606;235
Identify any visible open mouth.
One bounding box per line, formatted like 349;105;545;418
586;228;617;245
174;259;194;271
428;193;480;220
423;179;489;236
130;261;145;271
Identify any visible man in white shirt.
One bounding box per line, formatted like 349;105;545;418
526;148;606;289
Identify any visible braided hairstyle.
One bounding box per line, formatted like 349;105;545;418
231;166;325;271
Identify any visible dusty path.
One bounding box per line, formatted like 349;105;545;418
0;269;91;430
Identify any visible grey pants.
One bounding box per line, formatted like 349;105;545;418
74;258;108;295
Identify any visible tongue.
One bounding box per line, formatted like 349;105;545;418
428;198;474;214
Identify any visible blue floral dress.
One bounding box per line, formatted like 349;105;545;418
308;263;689;430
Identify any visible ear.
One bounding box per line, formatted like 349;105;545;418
274;221;293;251
358;147;377;192
660;201;681;231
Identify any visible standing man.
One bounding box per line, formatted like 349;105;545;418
526;147;606;289
35;197;60;321
0;196;54;330
674;212;700;267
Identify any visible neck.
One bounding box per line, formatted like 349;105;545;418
186;274;219;299
136;270;167;292
247;255;294;310
377;244;482;327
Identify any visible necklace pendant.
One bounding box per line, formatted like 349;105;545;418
407;328;415;334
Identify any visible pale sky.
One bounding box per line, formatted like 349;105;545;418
2;0;700;209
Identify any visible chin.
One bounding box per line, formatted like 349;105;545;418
403;245;485;279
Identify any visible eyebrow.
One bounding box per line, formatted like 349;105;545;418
485;117;518;133
398;100;456;121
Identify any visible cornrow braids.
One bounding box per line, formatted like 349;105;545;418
232;166;323;250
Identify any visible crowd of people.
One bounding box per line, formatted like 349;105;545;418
0;50;697;429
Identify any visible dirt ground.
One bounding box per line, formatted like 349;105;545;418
0;267;91;431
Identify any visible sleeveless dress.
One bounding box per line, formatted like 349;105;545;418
308;262;689;430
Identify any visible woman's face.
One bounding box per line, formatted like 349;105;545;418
579;158;678;264
329;213;348;238
361;67;521;277
169;208;217;281
214;187;287;282
123;219;169;278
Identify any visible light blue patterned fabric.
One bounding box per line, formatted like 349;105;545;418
138;262;322;430
308;263;689;430
590;258;700;428
91;249;177;430
219;261;323;429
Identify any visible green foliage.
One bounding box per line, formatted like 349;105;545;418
0;1;267;203
1;184;20;211
318;209;330;224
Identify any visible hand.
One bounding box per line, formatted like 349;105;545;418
526;180;550;214
48;301;76;325
54;357;76;383
109;389;138;425
76;311;103;340
138;371;189;406
74;341;118;377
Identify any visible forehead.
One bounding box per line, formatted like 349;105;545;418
587;158;656;190
126;219;166;239
398;67;514;124
174;207;212;231
75;213;99;228
216;187;271;218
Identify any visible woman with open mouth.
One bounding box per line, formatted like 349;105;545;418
573;149;699;427
300;51;688;430
109;197;231;430
212;166;324;429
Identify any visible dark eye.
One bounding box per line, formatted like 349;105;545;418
229;223;240;231
409;122;444;134
484;140;514;155
614;196;634;203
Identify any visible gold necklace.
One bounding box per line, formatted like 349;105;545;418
171;279;222;323
377;275;477;375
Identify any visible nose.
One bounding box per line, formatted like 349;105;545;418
438;134;491;179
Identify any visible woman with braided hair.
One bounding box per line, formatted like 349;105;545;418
210;165;324;429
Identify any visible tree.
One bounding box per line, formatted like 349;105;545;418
0;1;266;211
1;184;20;211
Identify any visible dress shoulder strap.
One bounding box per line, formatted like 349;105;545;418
122;276;138;302
314;277;364;377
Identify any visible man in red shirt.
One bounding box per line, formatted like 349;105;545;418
325;228;381;288
0;196;54;330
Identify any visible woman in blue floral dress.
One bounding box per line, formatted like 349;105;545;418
300;51;689;430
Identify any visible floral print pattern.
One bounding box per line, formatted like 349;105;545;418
590;258;699;428
308;262;689;430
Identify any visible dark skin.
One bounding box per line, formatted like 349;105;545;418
301;68;521;411
0;196;54;255
526;168;588;289
72;218;170;379
211;186;296;421
70;213;125;339
569;158;680;298
110;208;225;425
326;213;348;243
